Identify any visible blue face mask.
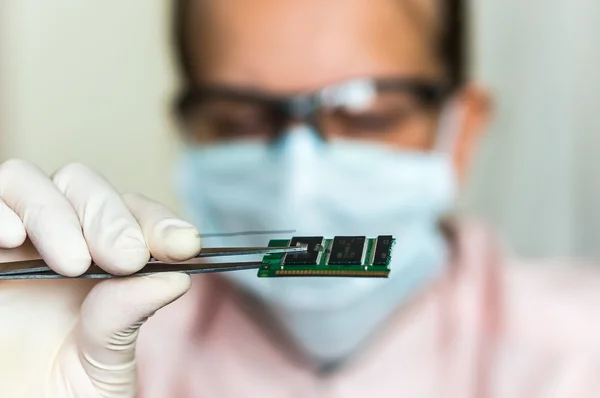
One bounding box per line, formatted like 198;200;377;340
175;107;460;365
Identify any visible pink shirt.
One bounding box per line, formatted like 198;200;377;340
137;220;600;397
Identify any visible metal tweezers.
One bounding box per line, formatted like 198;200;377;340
0;245;307;281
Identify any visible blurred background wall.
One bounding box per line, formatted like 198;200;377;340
1;0;599;259
465;0;600;259
0;1;181;210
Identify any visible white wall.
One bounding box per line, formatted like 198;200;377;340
465;0;600;258
0;1;182;210
2;1;600;259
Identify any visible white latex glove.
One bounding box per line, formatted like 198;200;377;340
0;159;201;398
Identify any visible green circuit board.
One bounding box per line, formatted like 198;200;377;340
258;236;395;278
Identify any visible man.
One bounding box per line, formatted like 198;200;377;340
2;0;600;397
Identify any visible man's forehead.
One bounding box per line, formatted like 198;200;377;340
184;0;443;89
191;0;440;31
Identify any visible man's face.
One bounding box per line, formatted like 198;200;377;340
181;0;490;179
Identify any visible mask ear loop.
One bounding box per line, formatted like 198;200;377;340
433;99;465;156
433;99;474;396
432;99;464;271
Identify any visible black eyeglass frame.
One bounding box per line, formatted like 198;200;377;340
174;77;454;143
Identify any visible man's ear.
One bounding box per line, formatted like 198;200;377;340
452;83;493;185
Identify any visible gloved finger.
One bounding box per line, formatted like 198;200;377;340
0;240;42;272
0;159;91;276
0;198;26;249
52;164;150;275
77;272;191;396
122;193;201;263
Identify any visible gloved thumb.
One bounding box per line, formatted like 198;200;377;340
75;273;191;396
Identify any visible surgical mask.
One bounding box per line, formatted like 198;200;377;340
175;105;460;365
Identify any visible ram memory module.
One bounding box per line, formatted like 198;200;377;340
258;236;395;278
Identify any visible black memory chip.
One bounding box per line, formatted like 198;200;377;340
328;236;366;265
283;236;324;265
372;235;393;265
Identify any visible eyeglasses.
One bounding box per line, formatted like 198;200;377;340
175;77;452;144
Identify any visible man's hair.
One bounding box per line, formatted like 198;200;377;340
173;0;468;90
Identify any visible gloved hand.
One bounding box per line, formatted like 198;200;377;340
0;159;201;398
